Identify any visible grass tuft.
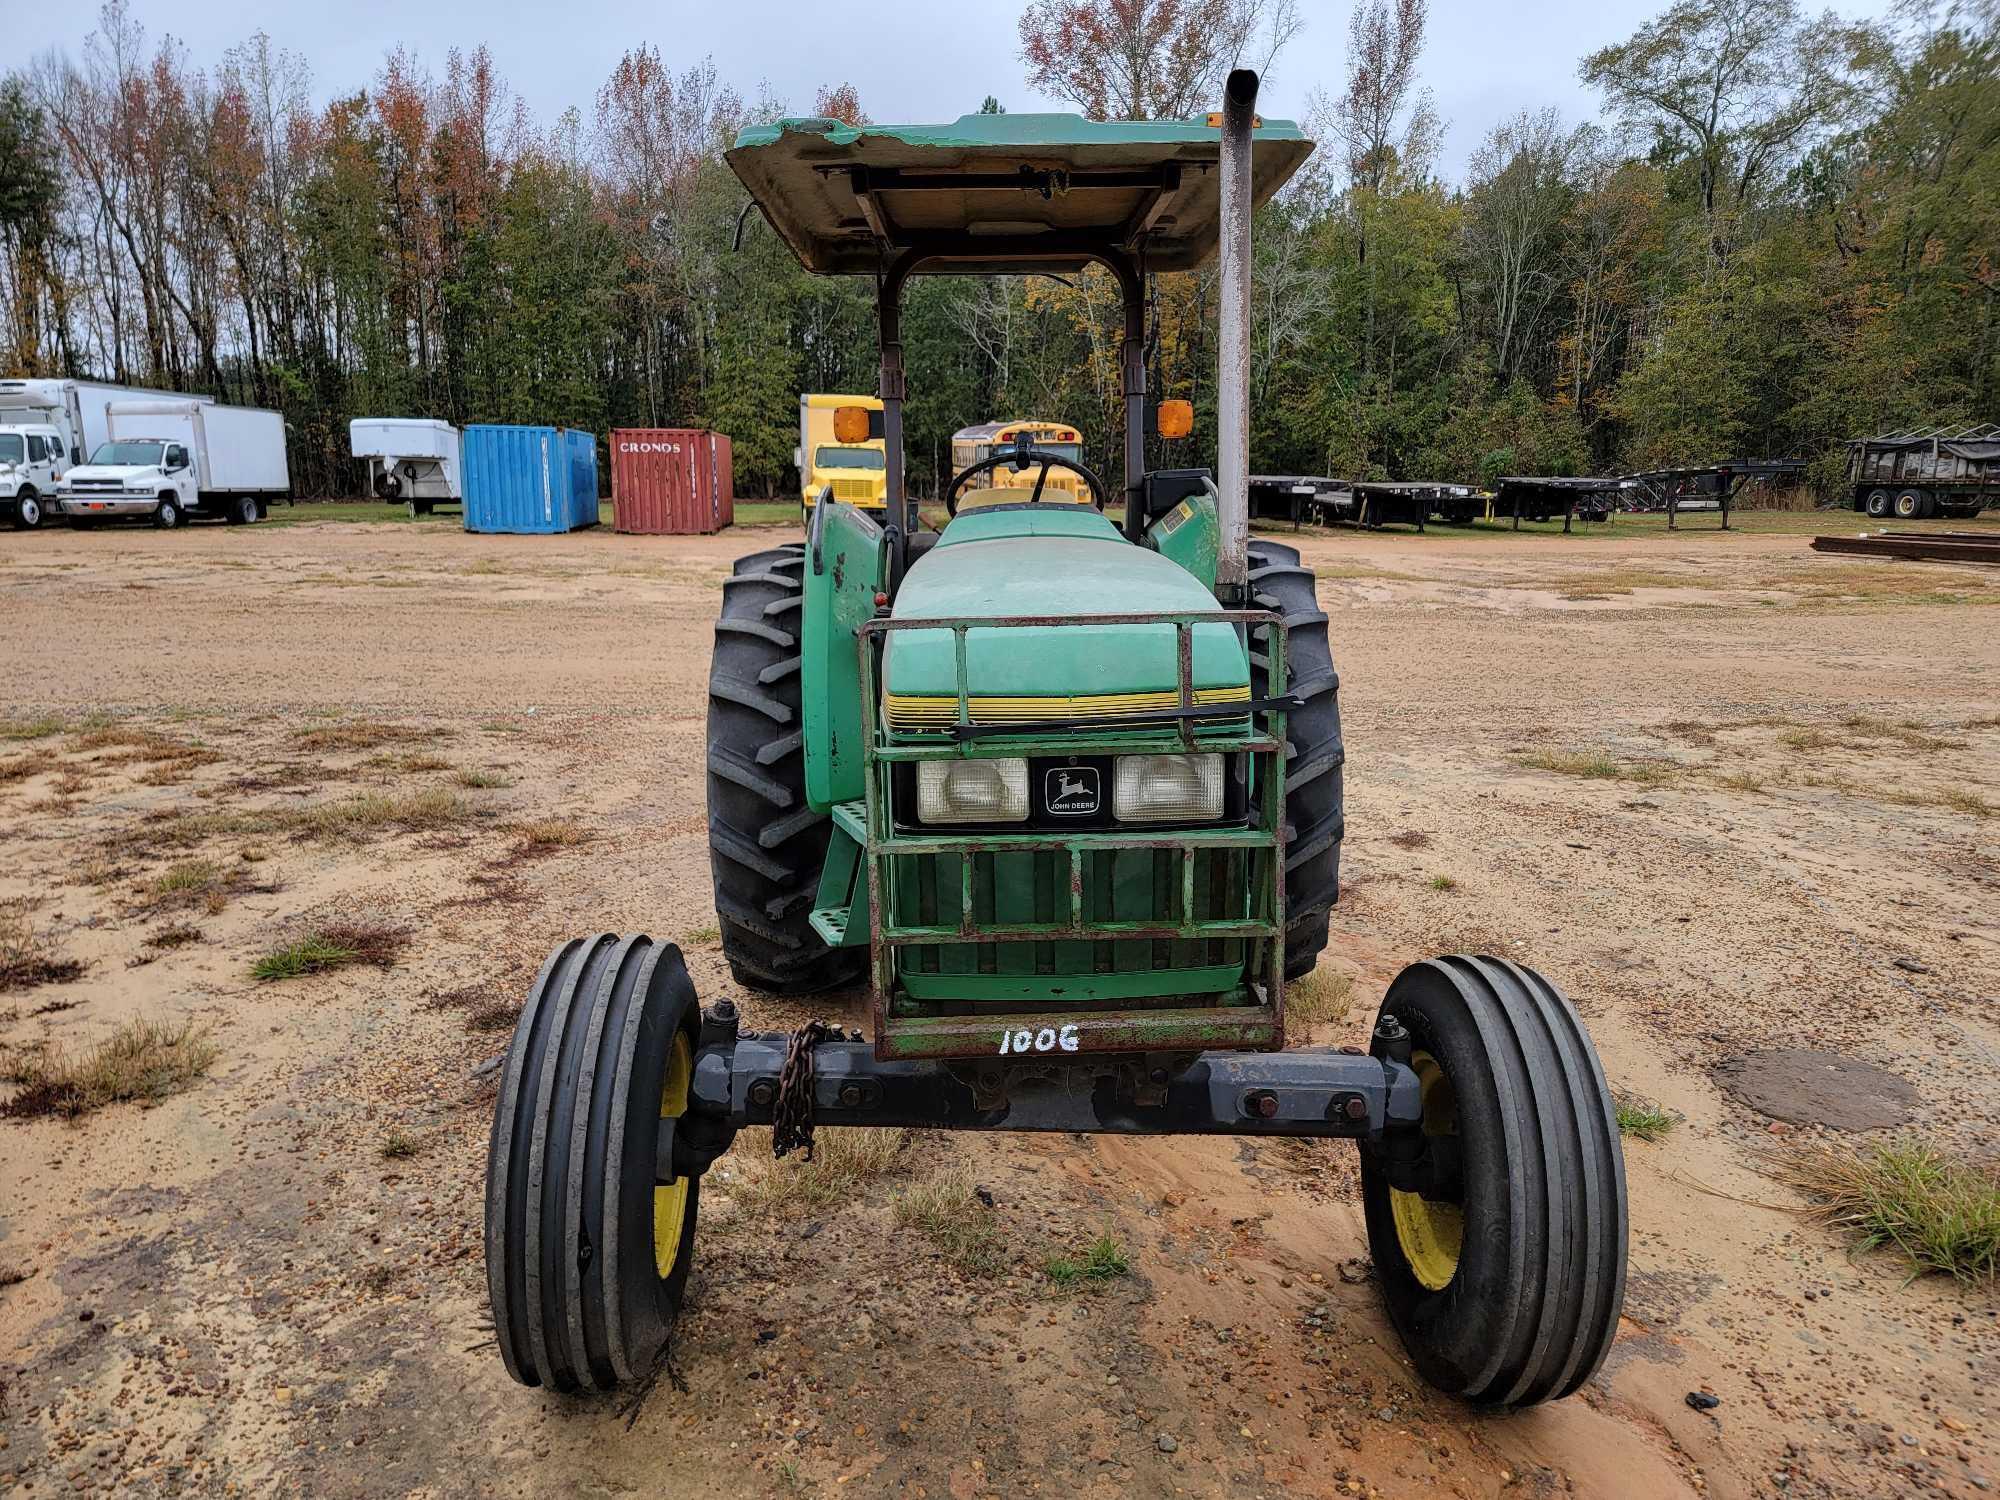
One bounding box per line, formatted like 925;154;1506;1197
1767;1136;1999;1284
0;904;87;992
380;1129;421;1159
1513;748;1675;785
2;1018;218;1119
1428;873;1457;891
0;715;65;741
292;722;437;753
251;921;408;982
512;817;589;849
1044;1232;1133;1289
453;768;511;789
1287;966;1353;1028
726;1126;908;1215
893;1162;1005;1273
1614;1098;1674;1142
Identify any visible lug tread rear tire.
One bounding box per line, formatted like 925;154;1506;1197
1360;955;1626;1408
1247;539;1345;979
707;559;864;995
486;933;704;1393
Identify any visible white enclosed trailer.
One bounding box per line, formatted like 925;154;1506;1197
0;378;213;472
349;417;462;512
57;399;290;528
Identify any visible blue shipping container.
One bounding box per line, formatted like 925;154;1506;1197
461;425;600;534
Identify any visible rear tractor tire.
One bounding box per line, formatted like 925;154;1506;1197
1246;539;1345;980
706;554;864;995
486;933;710;1392
1361;956;1627;1408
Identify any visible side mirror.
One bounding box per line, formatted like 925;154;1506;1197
1156;400;1194;440
832;405;871;443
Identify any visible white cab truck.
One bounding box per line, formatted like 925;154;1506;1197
349;417;461;513
0;422;72;529
57;399;290;529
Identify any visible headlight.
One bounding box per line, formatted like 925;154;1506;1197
1114;754;1224;823
917;757;1028;823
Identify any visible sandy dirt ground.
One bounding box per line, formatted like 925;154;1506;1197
0;513;1996;1500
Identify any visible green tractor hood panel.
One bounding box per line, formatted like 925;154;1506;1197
727;111;1313;276
882;532;1249;731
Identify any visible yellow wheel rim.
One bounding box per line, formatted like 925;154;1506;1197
1390;1049;1464;1292
653;1031;692;1280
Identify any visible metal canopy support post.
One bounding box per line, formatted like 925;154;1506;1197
1116;255;1147;542
1215;69;1258;600
878;255;913;526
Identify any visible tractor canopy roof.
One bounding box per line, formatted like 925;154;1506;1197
726;112;1312;276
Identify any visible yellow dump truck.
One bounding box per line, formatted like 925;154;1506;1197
797;393;886;518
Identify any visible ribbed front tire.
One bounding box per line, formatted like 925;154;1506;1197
1361;956;1627;1407
706;556;863;994
486;934;703;1392
1247;539;1345;979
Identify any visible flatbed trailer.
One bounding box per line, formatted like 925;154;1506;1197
1491;476;1625;533
1248;473;1344;528
1624;459;1805;529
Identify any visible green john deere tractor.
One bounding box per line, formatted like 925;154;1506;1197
485;72;1627;1411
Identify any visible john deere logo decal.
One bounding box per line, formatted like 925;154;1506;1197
1046;767;1100;816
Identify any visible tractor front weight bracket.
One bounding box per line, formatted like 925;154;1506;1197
676;1017;1426;1163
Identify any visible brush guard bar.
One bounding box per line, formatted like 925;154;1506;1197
854;609;1289;1061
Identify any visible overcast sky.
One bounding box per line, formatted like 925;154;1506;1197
22;0;1898;183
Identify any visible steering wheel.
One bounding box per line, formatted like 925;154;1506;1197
944;433;1111;517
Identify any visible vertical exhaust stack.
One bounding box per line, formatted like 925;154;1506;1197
1215;68;1258;598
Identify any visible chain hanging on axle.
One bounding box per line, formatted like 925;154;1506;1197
771;1019;840;1162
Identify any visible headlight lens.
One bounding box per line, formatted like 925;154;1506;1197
917;757;1028;823
1114;754;1224;823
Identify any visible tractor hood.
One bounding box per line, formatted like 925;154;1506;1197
882;516;1248;733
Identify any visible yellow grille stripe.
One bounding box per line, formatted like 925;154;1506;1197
884;685;1250;730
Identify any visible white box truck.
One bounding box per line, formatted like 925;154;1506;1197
0;378;213;473
57;399;290;529
349;417;461;513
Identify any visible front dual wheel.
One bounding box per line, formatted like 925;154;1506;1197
1361;956;1628;1407
485;933;706;1391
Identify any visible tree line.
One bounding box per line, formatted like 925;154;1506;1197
0;0;1993;500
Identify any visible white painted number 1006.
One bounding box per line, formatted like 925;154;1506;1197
999;1024;1080;1055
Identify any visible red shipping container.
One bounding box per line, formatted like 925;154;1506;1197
609;428;736;534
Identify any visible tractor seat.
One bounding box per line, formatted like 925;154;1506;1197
956;484;1092;511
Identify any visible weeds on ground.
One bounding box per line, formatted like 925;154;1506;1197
393;753;452;773
0;904;86;992
683;925;721;946
1767;1136;1999;1284
1287;967;1353;1028
293;721;440;753
1428;874;1458;891
1512;748;1672;788
292;788;473;840
454;768;511;789
512;817;589;849
0;756;36;785
144;922;204;952
0;716;65;741
1614;1098;1674;1142
381;1129;421;1159
1044;1232;1132;1289
893;1162;1004;1273
252;921;408;981
1513;748;1676;785
726;1125;907;1215
2;1018;217;1119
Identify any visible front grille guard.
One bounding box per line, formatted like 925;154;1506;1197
855;609;1290;1058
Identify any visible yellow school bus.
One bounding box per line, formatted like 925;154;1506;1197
949;419;1089;503
797;393;887;516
